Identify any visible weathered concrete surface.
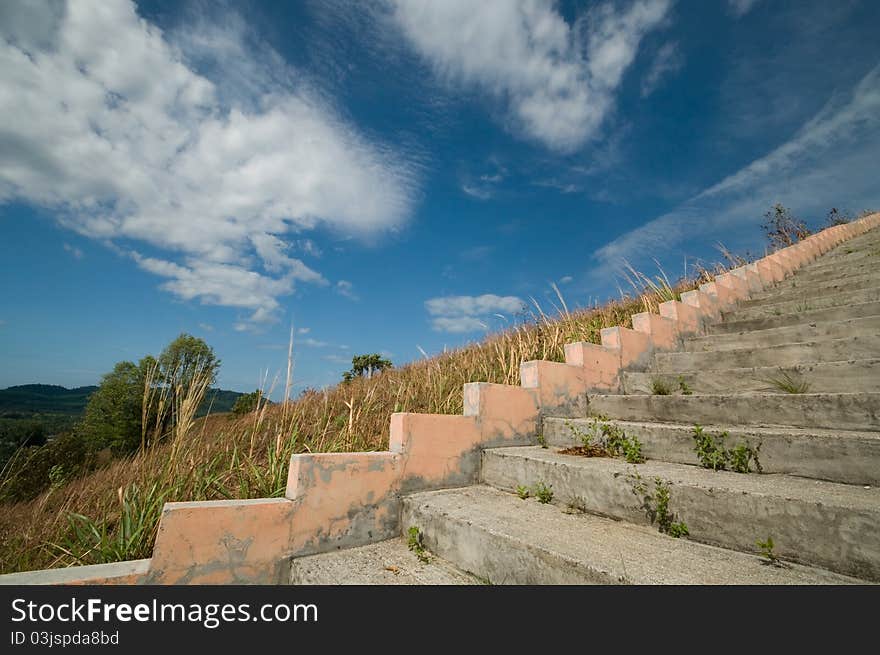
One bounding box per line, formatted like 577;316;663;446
726;286;880;322
745;270;880;303
288;538;478;585
710;300;880;334
623;359;880;395
543;418;880;485
403;486;862;584
480;446;880;580
586;392;880;431
653;335;880;371
0;559;151;585
684;315;880;352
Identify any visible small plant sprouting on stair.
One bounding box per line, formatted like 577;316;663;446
651;377;672;395
756;536;789;569
627;471;688;538
407;526;431;564
561;417;645;464
536;433;548;449
764;369;811;394
677;376;693;395
692;425;762;474
516;485;530;500
533;482;554;504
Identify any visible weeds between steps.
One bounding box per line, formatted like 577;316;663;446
514;482;553;503
756;536;789;568
561;417;645;464
692;425;762;473
627;470;689;538
406;526;431;564
650;376;692;395
763;369;811;394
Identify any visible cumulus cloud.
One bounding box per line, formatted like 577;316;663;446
425;293;525;332
335;280;359;300
0;0;417;326
592;63;880;272
387;0;672;151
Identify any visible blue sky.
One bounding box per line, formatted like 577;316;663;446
2;0;879;396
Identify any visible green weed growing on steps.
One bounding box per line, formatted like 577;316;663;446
756;536;788;568
407;526;430;564
536;433;548;449
763;370;811;394
677;376;693;395
650;378;672;395
533;482;554;504
516;485;530;500
627;470;688;538
692;425;762;473
563;417;644;463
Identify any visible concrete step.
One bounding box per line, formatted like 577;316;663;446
786;258;880;286
622;359;880;396
287;538;479;584
725;287;880;322
542;418;880;485
654;335;880;371
402;485;861;584
709;300;880;334
585;392;880;431
743;272;880;306
685;316;880;352
480;447;880;580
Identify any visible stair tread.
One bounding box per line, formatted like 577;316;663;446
406;485;863;584
486;446;879;510
288;538;478;585
544;417;880;442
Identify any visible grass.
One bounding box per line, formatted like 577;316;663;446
0;265;725;574
763;370;811;394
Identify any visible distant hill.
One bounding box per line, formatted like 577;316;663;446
0;384;246;418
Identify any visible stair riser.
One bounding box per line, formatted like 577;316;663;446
794;248;880;274
623;360;880;395
726;288;880;322
543;419;880;485
747;271;880;303
654;336;880;371
710;301;880;334
585;394;880;431
685;316;880;352
743;274;880;306
480;450;880;580
402;499;617;584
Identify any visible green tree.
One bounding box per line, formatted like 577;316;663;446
231;390;262;416
78;360;149;453
157;333;220;389
762;203;811;250
342;354;392;382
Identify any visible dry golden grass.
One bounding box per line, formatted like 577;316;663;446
0;271;711;574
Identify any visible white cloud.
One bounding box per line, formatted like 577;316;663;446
297;327;311;334
63;243;84;259
198;322;214;332
335;280;359;300
387;0;672;151
559;275;573;284
728;0;761;18
461;184;494;200
0;0;417;326
301;338;329;348
640;41;683;96
425;293;525;332
593;64;880;272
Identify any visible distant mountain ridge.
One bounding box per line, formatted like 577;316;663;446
0;384;246;417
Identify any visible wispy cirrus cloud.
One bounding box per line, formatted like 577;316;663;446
592;63;880;274
640;41;683;96
0;0;418;328
728;0;761;18
386;0;673;151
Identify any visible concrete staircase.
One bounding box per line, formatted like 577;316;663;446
291;224;880;585
5;216;877;586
